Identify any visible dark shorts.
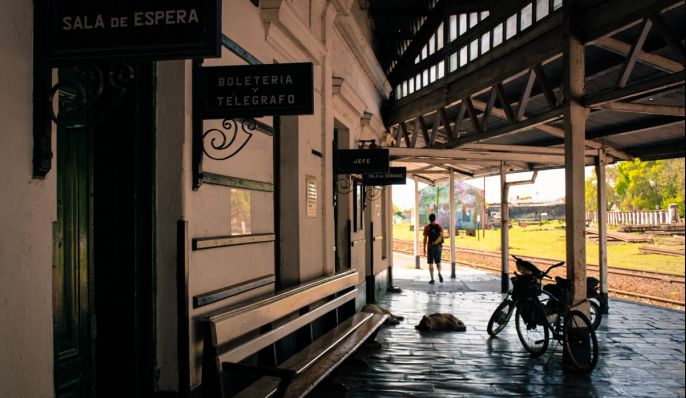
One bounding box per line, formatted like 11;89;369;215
427;245;442;264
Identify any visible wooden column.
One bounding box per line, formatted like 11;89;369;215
414;176;421;269
563;1;588;308
500;163;509;293
449;169;456;278
595;150;609;314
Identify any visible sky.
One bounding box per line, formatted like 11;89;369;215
392;167;595;209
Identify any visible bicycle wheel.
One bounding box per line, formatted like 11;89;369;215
487;299;515;336
589;300;602;330
515;299;549;357
563;310;599;373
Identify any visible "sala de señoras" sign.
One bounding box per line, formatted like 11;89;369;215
41;0;220;64
363;167;407;186
199;63;314;118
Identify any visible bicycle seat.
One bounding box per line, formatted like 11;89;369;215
515;259;544;278
554;276;571;289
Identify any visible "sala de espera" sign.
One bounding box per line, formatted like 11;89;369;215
199;63;314;118
41;0;220;64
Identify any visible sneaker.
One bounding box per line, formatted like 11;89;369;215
429;280;435;284
438;273;444;283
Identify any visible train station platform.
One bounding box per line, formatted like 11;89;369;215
321;253;685;397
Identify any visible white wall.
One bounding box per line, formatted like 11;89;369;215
0;1;56;397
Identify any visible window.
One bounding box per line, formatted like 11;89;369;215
521;3;533;30
553;0;563;11
481;32;490;55
480;11;490;20
421;45;428;60
409;78;415;94
423;69;429;85
449;15;457;41
469;12;478;28
402;81;408;97
396;85;402;99
415;55;420;64
460;45;468;66
354;180;364;232
416;73;422;90
470;39;479;61
536;0;549;21
437;23;444;50
429;33;436;55
230;189;252;235
459;14;467;35
493;23;503;47
449;52;458;72
506;14;517;39
430;65;437;83
438;61;445;79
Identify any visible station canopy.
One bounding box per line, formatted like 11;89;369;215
366;0;685;184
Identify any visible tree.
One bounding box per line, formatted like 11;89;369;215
614;158;685;214
584;165;620;211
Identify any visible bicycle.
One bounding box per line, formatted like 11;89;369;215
513;258;599;373
487;256;602;337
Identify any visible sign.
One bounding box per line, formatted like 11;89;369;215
335;149;389;174
42;0;220;64
363;167;406;186
199;63;314;118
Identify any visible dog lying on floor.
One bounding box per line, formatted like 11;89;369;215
415;313;466;331
361;304;405;325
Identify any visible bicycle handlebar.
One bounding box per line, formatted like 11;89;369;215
511;254;564;280
543;261;564;277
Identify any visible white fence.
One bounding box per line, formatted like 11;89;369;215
586;210;678;225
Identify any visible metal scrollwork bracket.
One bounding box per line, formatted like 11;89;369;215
48;64;135;128
33;61;135;178
202;118;256;160
365;185;384;203
336;175;354;194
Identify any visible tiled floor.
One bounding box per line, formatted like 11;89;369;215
323;254;686;397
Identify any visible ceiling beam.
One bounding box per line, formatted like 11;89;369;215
387;0;498;83
586;116;684;139
387;25;564;124
469;99;633;160
592;36;684;73
625;141;686;160
580;0;683;45
584;70;685;107
368;7;431;17
590;101;685;116
389;146;573;164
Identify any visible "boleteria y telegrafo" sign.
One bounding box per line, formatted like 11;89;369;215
199;63;314;118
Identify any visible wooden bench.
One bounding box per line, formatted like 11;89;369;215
201;269;387;398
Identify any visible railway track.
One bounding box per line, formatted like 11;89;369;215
392;239;685;308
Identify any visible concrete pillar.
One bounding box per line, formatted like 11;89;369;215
414;177;420;269
595;150;609;314
563;1;588;308
500;163;509;293
449;169;456;278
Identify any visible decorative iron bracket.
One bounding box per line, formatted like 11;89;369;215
336;175;354;194
33;61;135;178
202;118;256;160
365;185;384;202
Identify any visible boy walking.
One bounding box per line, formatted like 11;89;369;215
423;213;444;284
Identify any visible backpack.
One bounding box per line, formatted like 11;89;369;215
428;224;444;246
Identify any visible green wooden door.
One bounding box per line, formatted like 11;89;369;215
53;63;155;398
53;69;95;398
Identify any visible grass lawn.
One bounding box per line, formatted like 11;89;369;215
393;222;685;276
